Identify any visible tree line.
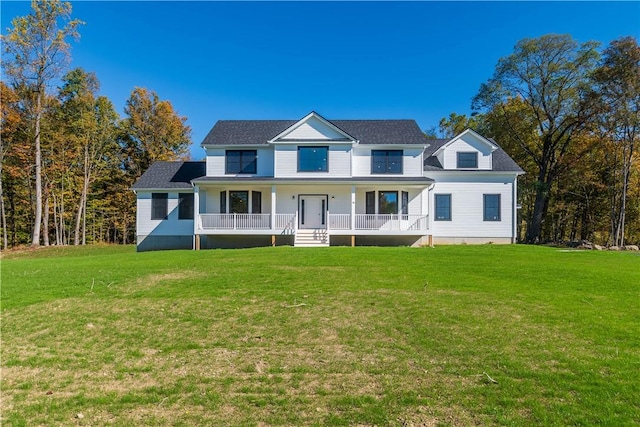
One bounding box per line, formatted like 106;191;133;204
434;34;639;246
1;1;191;249
2;2;638;248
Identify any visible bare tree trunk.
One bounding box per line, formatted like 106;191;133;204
43;187;50;246
0;162;7;250
31;90;43;246
74;145;91;245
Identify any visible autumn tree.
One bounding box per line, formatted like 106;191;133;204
2;0;83;246
590;37;640;246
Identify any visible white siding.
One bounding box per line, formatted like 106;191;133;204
278;116;347;141
353;147;424;177
205;147;273;177
136;191;194;236
441;138;492;170
274;145;351;178
429;174;515;240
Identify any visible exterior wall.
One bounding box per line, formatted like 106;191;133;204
136;191;194;236
441;136;493;170
274;145;351;178
205;147;274;177
352;147;424;177
278;117;347;140
429;173;516;242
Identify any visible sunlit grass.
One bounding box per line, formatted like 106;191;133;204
2;245;639;425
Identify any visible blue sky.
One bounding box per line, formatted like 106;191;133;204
2;1;639;160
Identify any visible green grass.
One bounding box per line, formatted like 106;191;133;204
1;244;639;426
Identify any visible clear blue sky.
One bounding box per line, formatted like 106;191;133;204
2;1;639;160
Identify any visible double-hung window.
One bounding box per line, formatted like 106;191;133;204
435;194;451;221
178;193;194;220
226;150;257;174
457;152;478;169
483;194;501;221
151;193;168;220
371;150;403;174
298;146;328;172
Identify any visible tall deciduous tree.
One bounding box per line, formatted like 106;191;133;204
590;37;640;246
472;34;600;243
2;0;83;246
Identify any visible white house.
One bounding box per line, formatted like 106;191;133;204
132;112;523;251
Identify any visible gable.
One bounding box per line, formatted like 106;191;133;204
269;112;356;143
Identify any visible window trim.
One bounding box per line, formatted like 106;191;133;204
226;150;257;174
434;194;452;221
151;193;168;220
371;149;403;174
298;146;329;172
178;193;194;220
483;194;501;221
457;152;478;169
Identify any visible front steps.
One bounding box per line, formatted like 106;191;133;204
294;229;329;247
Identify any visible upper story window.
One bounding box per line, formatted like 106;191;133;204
298;146;328;172
226;150;257;174
457;152;478;169
372;150;403;174
151;193;168;220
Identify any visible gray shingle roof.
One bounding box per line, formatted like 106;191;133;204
131;161;205;190
201;119;429;146
421;137;524;173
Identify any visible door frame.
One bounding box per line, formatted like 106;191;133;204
298;194;328;229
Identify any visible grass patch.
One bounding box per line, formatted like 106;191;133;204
1;245;639;425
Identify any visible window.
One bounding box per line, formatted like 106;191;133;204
151;193;168;220
178;193;194;220
457;152;478;169
226;150;257;174
435;194;451;221
298;146;328;172
484;194;501;221
372;150;403;174
229;191;249;213
378;191;398;214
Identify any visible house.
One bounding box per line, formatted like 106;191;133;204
132;111;523;251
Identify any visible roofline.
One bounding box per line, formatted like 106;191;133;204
192;176;434;185
433;128;498;156
267;111;359;144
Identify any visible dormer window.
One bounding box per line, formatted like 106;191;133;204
457;152;478;169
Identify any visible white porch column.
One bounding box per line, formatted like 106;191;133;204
351;185;356;230
193;185;200;249
271;185;277;230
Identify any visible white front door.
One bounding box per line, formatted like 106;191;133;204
299;195;327;229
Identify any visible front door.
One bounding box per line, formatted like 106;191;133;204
299;195;327;229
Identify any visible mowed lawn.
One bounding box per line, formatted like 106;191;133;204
1;245;639;426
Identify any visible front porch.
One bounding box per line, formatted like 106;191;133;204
197;213;428;233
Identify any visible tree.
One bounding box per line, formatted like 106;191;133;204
2;0;83;246
472;34;600;243
590;37;640;246
438;112;484;138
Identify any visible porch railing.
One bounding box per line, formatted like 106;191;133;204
198;213;427;231
200;213;271;230
353;214;428;231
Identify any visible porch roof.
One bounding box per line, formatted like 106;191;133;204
192;176;434;185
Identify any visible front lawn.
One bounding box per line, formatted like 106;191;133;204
1;245;639;425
